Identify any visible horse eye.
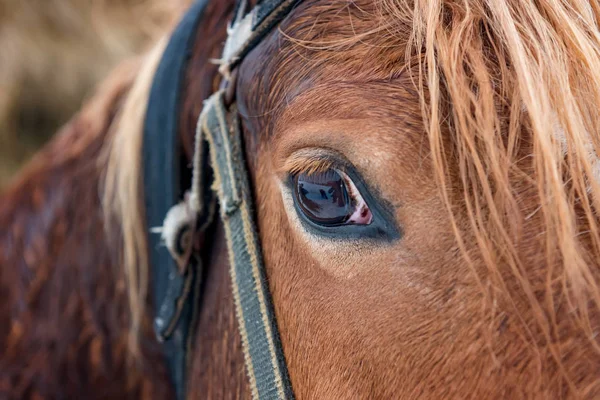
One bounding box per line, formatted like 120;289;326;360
292;169;373;227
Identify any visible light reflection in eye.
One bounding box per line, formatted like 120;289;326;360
293;168;372;227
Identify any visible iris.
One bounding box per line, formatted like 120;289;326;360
292;169;372;227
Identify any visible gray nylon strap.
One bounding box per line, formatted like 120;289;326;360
197;90;294;400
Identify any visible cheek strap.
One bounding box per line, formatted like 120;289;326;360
194;90;294;400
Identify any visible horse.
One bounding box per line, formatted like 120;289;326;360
2;0;600;398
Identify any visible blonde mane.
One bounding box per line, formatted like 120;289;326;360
395;0;600;387
102;36;169;356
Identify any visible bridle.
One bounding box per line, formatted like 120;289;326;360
143;1;302;399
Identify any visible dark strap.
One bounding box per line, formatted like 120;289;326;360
143;1;209;399
199;90;295;399
198;4;305;398
192;1;304;398
144;0;303;399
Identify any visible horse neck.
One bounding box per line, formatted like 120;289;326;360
0;63;173;399
178;1;250;397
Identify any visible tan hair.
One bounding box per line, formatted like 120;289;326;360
392;0;600;386
102;37;169;357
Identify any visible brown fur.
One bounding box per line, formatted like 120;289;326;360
234;0;600;397
187;223;250;399
3;0;600;398
0;61;172;398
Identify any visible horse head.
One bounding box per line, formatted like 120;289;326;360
2;0;600;398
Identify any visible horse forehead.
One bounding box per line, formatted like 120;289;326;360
236;0;411;133
280;75;418;115
269;78;424;147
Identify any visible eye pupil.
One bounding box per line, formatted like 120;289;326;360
294;170;353;226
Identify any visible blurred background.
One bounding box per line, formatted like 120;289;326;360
0;0;189;188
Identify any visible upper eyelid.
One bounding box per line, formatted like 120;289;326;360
279;148;349;177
